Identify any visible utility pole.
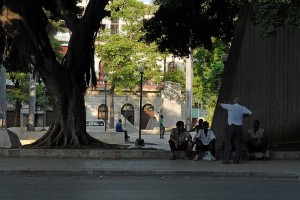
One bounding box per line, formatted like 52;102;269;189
0;65;7;128
185;52;193;130
28;73;36;131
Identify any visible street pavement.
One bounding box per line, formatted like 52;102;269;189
0;131;299;179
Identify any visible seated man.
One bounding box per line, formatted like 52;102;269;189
189;118;204;133
189;118;204;150
193;121;216;161
247;120;269;160
169;121;192;160
116;119;130;141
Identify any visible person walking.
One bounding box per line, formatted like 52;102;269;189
159;115;165;139
220;97;252;164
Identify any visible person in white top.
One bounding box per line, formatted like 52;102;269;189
220;97;252;164
193;121;217;161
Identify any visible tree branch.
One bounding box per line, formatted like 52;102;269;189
55;0;79;32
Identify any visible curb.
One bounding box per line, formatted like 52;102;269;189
0;169;299;179
0;149;170;159
0;149;300;160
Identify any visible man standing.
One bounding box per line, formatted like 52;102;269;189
220;97;252;164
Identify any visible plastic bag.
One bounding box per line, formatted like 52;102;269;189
202;151;212;160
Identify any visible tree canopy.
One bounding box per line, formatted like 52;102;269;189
143;0;300;57
96;0;162;93
250;1;300;37
142;0;241;56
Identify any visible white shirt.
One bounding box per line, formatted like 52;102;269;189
248;128;265;139
221;103;252;125
193;129;216;145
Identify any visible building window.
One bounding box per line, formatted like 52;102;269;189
121;103;134;125
98;104;108;120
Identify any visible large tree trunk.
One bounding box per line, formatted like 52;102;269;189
32;69;101;147
0;0;113;148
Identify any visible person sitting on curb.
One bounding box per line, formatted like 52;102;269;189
193;121;217;161
169;121;192;160
116;119;130;142
189;118;204;149
189;118;204;133
247;120;269;160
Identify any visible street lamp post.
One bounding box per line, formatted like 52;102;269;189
135;66;145;146
103;75;108;132
124;96;128;128
0;65;7;128
40;87;46;131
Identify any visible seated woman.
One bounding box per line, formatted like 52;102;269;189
193;121;216;161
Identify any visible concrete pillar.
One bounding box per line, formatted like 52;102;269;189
185;53;193;130
0;65;7;128
28;73;36;131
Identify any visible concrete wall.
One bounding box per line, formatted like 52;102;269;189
212;5;300;149
160;81;183;127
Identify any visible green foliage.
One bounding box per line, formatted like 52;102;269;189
96;0;163;93
6;72;30;104
163;68;185;92
36;85;51;110
109;0;146;35
6;73;50;109
251;1;300;37
50;37;64;62
142;0;241;56
193;38;227;120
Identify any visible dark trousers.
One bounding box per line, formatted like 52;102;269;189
223;124;242;162
246;139;268;153
169;140;189;154
160;126;165;138
195;138;216;156
117;130;129;140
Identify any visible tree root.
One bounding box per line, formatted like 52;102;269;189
23;123;119;149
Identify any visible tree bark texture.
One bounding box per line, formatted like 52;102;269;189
0;0;113;148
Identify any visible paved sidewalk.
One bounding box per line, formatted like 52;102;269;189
1;131;300;179
0;157;299;179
